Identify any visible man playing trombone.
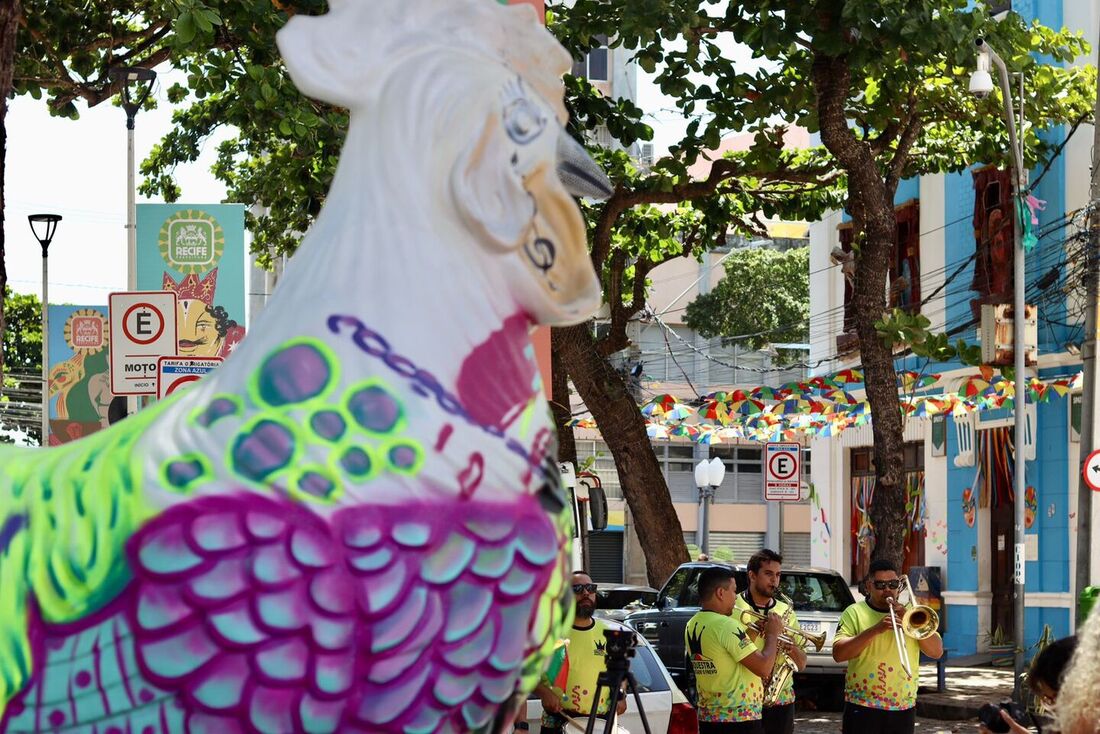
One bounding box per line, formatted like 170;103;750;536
734;550;806;734
832;559;943;734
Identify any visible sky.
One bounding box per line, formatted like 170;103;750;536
5;71;231;307
3;27;751;308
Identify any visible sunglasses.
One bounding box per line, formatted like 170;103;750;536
872;580;901;590
572;583;598;594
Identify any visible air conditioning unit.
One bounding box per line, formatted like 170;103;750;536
640;143;655;166
980;303;1037;366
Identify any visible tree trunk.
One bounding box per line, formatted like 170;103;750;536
554;322;690;587
550;329;577;466
813;53;908;570
0;0;21;384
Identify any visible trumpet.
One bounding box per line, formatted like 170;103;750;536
887;576;940;678
738;608;826;652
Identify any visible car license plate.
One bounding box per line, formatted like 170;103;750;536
800;621;821;632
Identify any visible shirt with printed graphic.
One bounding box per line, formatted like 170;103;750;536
557;618;614;715
834;600;924;710
734;592;799;707
685;610;764;722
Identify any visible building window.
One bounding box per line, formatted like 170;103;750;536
971;166;1015;316
836;199;921;352
571;35;610;82
849;443;925;582
708;446;765;504
575;439;623;500
636;324;698;383
654;443;699;503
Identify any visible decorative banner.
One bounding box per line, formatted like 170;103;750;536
47;305;112;445
620;367;1083;444
136;204;247;359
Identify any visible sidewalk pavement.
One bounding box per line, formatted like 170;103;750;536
916;655;1015;721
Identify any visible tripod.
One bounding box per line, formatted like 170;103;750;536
582;636;652;734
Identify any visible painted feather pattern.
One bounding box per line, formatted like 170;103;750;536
4;494;561;734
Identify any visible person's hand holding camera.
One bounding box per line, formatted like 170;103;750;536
978;702;1031;734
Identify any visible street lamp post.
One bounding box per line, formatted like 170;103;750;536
27;214;61;446
971;37;1029;700
694;457;726;556
108;66;156;417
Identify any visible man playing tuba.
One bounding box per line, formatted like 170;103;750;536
734;550;805;734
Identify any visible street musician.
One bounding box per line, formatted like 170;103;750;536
735;550;806;734
832;559;944;734
686;566;783;733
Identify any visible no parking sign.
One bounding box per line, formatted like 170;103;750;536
764;442;801;501
109;292;178;395
157;357;222;399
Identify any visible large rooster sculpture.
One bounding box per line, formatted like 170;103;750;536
0;1;611;731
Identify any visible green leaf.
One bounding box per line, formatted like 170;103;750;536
175;12;197;44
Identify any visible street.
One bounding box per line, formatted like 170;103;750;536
794;711;973;733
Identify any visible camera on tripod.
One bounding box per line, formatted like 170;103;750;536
602;629;637;667
582;628;651;734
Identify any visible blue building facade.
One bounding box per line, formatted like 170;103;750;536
808;0;1093;655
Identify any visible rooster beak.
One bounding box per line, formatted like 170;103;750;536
556;131;614;201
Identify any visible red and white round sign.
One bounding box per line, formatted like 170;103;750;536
768;450;798;481
1084;449;1100;492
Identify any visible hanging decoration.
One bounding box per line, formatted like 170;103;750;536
595;367;1083;445
1025;485;1038;529
962;487;977;528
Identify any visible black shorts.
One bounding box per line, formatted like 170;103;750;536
699;720;765;734
762;703;795;734
841;702;916;734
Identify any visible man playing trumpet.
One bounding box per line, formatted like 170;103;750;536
686;566;783;733
832;559;943;734
735;550;805;734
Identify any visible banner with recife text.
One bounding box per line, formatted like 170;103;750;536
136;203;247;360
48;304;112;445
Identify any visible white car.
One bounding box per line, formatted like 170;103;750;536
525;628;698;734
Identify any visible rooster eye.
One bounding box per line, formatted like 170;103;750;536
503;98;545;145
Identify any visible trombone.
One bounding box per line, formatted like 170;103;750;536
738;608;826;652
887;576;940;678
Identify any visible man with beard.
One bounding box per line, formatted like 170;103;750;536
534;571;627;733
832;559;943;734
735;550;805;734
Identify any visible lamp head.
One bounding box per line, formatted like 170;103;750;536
706;456;726;487
969;39;994;98
27;213;61;253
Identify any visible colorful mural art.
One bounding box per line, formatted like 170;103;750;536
47;306;115;445
0;1;609;731
136;204;247;359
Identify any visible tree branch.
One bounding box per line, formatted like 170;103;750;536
884;98;923;197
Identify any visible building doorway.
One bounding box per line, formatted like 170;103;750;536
978;427;1016;637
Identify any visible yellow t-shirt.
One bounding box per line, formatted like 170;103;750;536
834;601;923;710
560;619;614;714
685;610;763;722
734;593;799;707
